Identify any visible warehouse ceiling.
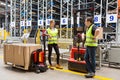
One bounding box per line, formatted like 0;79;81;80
0;0;10;18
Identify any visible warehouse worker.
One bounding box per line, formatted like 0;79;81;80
84;17;100;78
46;20;63;70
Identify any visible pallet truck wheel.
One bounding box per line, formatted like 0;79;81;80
36;69;40;73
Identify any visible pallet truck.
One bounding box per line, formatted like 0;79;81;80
68;33;87;73
30;29;48;73
68;2;95;73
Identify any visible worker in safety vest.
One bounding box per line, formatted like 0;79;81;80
83;17;100;78
46;20;63;70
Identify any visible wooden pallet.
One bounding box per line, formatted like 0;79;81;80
4;61;29;70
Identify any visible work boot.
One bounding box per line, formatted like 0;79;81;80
49;65;54;70
85;72;95;78
55;64;63;69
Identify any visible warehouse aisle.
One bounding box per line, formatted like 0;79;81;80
0;56;96;80
0;49;120;80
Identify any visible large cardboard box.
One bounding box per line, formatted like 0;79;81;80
22;44;41;70
23;46;30;70
4;44;14;64
14;45;24;66
4;43;41;70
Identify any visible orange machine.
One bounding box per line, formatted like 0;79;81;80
118;0;120;18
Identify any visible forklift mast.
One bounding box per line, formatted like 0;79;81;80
73;1;95;46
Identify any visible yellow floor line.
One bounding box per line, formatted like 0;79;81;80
0;56;3;58
54;68;113;80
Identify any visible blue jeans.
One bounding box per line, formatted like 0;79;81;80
84;46;97;73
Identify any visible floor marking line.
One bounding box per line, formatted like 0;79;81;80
0;56;3;58
54;68;113;80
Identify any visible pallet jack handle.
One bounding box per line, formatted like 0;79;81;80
42;29;47;63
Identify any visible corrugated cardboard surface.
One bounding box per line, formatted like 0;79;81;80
13;44;41;67
23;46;30;69
97;27;103;39
14;45;24;66
4;43;41;70
4;44;14;63
23;44;41;69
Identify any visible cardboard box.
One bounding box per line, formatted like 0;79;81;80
23;46;30;70
14;45;24;66
77;27;83;31
23;44;41;70
4;44;14;63
97;27;103;39
4;43;41;70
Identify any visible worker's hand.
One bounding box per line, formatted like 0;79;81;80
81;33;85;40
48;35;52;38
93;38;96;41
93;37;98;42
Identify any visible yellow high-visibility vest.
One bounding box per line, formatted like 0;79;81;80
47;28;58;44
85;24;98;47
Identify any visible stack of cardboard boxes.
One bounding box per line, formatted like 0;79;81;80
4;43;41;70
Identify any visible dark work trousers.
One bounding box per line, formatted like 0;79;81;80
84;46;97;73
48;43;60;65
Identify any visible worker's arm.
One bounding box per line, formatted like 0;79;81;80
81;33;86;48
45;34;50;36
45;30;52;38
94;28;100;39
81;33;85;40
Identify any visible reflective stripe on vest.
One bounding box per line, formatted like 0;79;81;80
85;24;98;47
47;28;58;44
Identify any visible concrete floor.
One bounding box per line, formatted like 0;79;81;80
0;49;120;80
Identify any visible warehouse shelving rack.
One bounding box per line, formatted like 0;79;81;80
45;0;60;28
105;0;118;42
94;0;103;27
60;0;72;38
16;0;20;37
20;0;25;36
20;0;38;36
10;0;16;36
38;0;45;29
10;0;20;37
26;0;38;30
117;0;120;41
9;0;120;40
